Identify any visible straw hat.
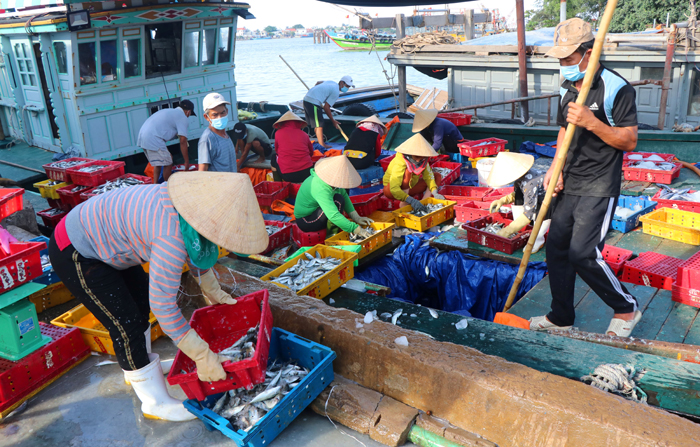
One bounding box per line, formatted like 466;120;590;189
395;134;439;158
486;152;535;188
357;115;387;131
412;108;439;132
314;155;361;189
168;172;269;254
273;111;306;129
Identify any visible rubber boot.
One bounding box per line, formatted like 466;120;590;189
125;325;172;384
123;353;196;421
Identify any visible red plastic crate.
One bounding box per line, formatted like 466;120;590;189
483;187;515;202
66;160;126;187
378;193;423;212
379;154;450;172
0;241;45;292
0;189;23;220
254;181;290;208
620;252;683;289
47;198;71;212
651;190;700;213
458;138;508;158
622;161;681;185
350;192;382;217
623;152;675;162
263;220;293;255
42;157;93;182
671;282;700;307
80;174;153;200
455;202;513;222
288;183;302;198
291;224;327;247
0;323;90;415
438;185;492;203
462;214;532;254
167;290;273;401
437;112;472;126
600;245;633;275
676;251;700;289
431;161;462;186
37;208;68;229
56;184;92;208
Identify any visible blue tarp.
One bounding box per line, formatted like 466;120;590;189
519;141;557;159
355;234;548;321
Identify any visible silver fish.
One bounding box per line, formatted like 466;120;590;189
89;177;145;195
268;254;342;292
391;309;403;325
48;160;89;169
428;308;439;319
409;203;445;217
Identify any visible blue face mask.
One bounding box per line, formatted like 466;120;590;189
560;54;587;81
340;86;349;93
210;115;228;130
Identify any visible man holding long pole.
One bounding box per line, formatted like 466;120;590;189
530;18;642;337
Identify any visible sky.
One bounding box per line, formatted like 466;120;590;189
242;1;539;30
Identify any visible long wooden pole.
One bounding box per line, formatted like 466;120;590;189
278;55;310;90
503;0;619;311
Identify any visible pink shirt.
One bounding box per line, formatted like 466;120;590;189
274;122;314;174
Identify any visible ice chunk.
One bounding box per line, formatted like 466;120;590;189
455;319;469;330
627;154;644;160
394;336;409;347
428;308;439;319
364;312;374;324
356;322;363;328
644;154;665;161
615;207;634;219
329;298;335;304
632;204;643;212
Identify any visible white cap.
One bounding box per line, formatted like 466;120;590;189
340;75;355;88
203;92;231;112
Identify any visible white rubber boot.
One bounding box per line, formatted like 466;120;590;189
125;325;172;385
123;353;196;421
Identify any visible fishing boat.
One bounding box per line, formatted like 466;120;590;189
325;29;394;50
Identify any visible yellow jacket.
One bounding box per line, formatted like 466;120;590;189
382;153;437;201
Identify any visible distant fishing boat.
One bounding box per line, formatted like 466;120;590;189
325;30;394;50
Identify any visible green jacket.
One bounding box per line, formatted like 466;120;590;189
294;169;357;233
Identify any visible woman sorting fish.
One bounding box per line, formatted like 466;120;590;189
270;111;315;184
344;115;387;170
412;108;466;154
382;134;445;214
294;154;374;238
48;172;268;421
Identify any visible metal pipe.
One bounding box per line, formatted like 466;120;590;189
516;0;529;122
560;0;567;22
407;425;468;447
396;13;407;113
658;26;676;130
547;96;552;126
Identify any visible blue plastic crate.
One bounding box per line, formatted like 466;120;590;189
611;196;657;233
28;236;60;285
184;328;336;447
356;165;384;185
449;153;470;164
349;183;383;196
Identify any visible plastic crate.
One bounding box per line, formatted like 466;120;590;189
622;160;681;185
42;158;93;182
348;183;383;196
167;289;273;401
455;202;513;223
437;112;472;126
350;192;382;217
291;224;327;248
66;160;126;187
437;185;492;203
462;214;532;254
639;208;700;245
0;241;45;293
671;282;700;308
483;187;515;202
458;138;508;158
468;156;490;169
33;179;69;200
288;183;302;198
325;222;395;259
611;196;658;233
675;251;700;290
431;161;461;186
46;198;71;212
183;328;335;447
0;323;90;417
356;165;384;185
56;184;92;208
51;304;164;356
623;152;675;162
261;245;357;299
0;189;23;220
378;154;450;172
651;190;700;213
80;173;153;200
263;220;293;255
392;198;457;231
28;282;73;313
600;245;633;275
37;208;67;229
254;182;290;208
620;252;683;290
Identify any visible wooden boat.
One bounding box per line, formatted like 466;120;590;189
325;30;394;50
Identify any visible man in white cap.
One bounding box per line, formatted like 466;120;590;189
198;92;237;173
531;18;641;337
303;75;355;148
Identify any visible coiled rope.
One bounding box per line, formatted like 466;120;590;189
391;31;458;54
581;363;648;403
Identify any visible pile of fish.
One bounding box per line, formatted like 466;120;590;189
208;360;309;431
40;254;51;270
432;167;452;178
47;160;89;169
266;225;282;236
410;202;444;217
218;325;258;363
76;164;110;173
69;185;90;194
90;176;145;195
349;226;376;242
656;185;700;202
614;203;643;219
42;208;65;217
44;180;62;187
627;161;677;171
470;140;500;147
481;222;518;239
268;252;342;291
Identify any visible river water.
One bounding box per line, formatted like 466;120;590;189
233;37;447;105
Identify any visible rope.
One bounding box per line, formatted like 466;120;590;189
581;363;648;403
366;29;399;113
391;31;458;54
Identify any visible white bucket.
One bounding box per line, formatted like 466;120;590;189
476;158;495;187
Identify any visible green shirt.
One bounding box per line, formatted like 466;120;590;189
294;169;357;233
244;124;271;145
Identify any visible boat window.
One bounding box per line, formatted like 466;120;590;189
53;42;68;74
688;70;700;116
79;42;97;85
100;40;117;82
144;22;182;78
184;31;200;68
218;27;232;64
640;67;664;81
123;39;140;78
202;28;216;66
13;43;36;86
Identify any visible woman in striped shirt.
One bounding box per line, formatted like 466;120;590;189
49;172;268;421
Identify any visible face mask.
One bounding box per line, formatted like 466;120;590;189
404;155;428;175
560;54;587;81
209;115;228;130
340;86;349;93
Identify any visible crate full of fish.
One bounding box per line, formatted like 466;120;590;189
254;182;290;208
42;157;93;182
378;154;450;172
37;208;68;229
621;160;681;185
462;213;532;254
325;222;395;259
458;138;508;158
349;192;382;217
431;161;462;186
0;241;45;293
167;289;274;401
80;174;153;200
483;187;515;202
437;185;492;203
33;179;69;200
56;184;92;208
263;221;293;255
651;187;700;213
623;152;675;162
260;245;358;299
392;198;456;232
183;327;335;447
611;196;657;233
66;160;126;187
639;208;700;245
455;202;513;223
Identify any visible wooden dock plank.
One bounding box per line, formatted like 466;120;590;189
610;229;663;255
510;276;593;319
633;289;677;340
652;238;700;260
683;309;700;345
656;302;699;344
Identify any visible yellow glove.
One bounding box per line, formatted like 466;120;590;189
489;192;515;213
497;213;531;238
177;329;227;382
197;270;237;306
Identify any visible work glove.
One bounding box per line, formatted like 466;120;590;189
352;226;373;239
431;189;445;201
496;213;531;238
349;211;374;227
489;192;515;213
532;219;551;254
177;329;227;382
197;270;237;306
406;196;428;213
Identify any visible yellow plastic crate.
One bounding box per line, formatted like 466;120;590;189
468;150;508;168
28;282;75;313
639;208;700;245
367;210;395;224
51;304;164;355
392;198;457;231
325;222;395;259
142;246;229;273
260;244;357;299
33;179;70;200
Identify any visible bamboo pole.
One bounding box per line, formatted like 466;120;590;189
278;55;310;90
503;0;619;311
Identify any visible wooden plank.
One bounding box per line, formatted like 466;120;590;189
656;302;699;344
611;229;663;255
633;289;677;340
684;309;700;345
509;276;592;319
651;238;700;260
573;283;658;334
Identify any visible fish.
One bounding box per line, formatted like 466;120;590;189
89;177;146;195
409;203;445;217
218;325;258;363
656;185;700;202
428;308;439;319
251;386;281;403
268;254;342;292
76;164;110;173
70;185;90;193
349;226;377;242
266;225;282;236
42;208;65;217
47;160;90;169
432;167;452;178
391;308;403;325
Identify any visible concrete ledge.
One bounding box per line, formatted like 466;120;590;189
369;396;418;446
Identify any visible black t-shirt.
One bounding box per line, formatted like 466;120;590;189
556;64;638;197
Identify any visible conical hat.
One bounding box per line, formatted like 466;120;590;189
273;111;306;129
314;155;362;189
395;134;439;158
412;108;439;132
357;115;387;131
168;172;269;254
486;152;535;188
